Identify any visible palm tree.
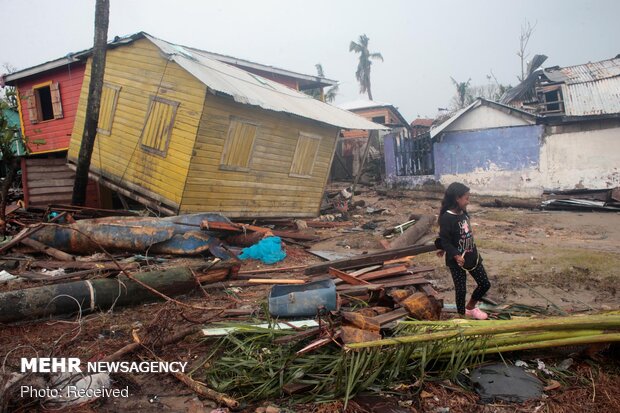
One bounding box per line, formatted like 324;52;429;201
315;64;339;103
450;77;473;109
349;34;383;100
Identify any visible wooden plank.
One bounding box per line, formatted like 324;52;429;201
27;179;75;189
358;265;409;282
328;267;371;286
372;308;409;327
349;265;382;276
20;238;75;261
237;265;306;275
304;244;437;275
200;220;319;241
247;279;305;285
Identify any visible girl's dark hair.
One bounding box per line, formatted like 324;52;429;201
438;182;470;222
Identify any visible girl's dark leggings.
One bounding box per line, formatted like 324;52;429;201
449;263;491;315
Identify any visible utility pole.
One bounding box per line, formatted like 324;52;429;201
72;0;109;205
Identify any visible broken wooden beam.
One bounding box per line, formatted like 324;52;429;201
200;220;318;241
357;265;409;282
329;267;371;285
20;238;75;261
247;278;305;285
304;244;437;275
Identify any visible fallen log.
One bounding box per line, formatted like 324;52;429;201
479;198;541;210
389;215;435;250
0;264;234;323
27;260;139;271
304;244;437;275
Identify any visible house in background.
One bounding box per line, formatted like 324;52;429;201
68;32;384;217
332;100;410;180
2;55;103;208
410;118;433;137
500;55;620;193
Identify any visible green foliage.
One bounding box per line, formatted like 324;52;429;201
304;63;339;103
349;34;383;100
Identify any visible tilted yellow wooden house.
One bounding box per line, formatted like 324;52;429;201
68;32;384;217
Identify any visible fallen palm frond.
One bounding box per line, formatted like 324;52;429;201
199;312;620;406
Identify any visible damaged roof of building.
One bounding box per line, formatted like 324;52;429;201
502;55;620;117
545;56;620;117
4;32;384;131
143;33;385;130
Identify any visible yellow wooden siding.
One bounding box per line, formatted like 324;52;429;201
68;38;207;209
180;93;338;217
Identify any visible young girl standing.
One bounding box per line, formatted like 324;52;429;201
437;182;491;319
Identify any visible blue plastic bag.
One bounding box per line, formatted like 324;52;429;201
239;236;286;264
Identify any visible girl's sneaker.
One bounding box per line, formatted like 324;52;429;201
465;307;488;320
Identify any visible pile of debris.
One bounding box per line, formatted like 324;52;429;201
542;187;620;211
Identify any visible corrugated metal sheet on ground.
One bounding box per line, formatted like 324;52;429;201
145;34;386;131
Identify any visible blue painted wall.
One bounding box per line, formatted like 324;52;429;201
434;125;543;175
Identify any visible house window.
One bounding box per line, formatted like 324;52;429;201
97;83;121;135
139;96;179;157
394;131;434;176
372;115;386;124
24;82;63;124
290;133;321;178
220;118;258;171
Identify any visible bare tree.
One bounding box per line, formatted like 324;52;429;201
72;0;109;206
517;20;537;82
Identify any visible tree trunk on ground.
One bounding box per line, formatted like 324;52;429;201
388;215;435;250
72;0;110;206
0;159;18;236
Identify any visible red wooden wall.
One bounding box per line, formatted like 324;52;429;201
15;63;86;154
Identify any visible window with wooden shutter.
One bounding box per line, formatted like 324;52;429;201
97;83;121;135
139;96;179;157
220;118;258;172
49;82;63;119
290;133;321;178
22;89;38;124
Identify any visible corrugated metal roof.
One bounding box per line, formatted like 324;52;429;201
544;57;620;84
542;57;620;116
146;34;386;131
338;99;392;110
562;77;620;116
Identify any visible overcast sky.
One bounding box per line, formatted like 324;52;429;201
2;0;619;121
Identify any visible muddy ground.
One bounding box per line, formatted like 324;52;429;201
0;186;619;412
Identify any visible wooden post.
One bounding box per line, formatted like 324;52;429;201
72;0;109;205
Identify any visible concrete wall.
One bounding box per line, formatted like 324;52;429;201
540;125;620;190
434;125;544;197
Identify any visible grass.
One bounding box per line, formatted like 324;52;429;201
476;238;532;254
